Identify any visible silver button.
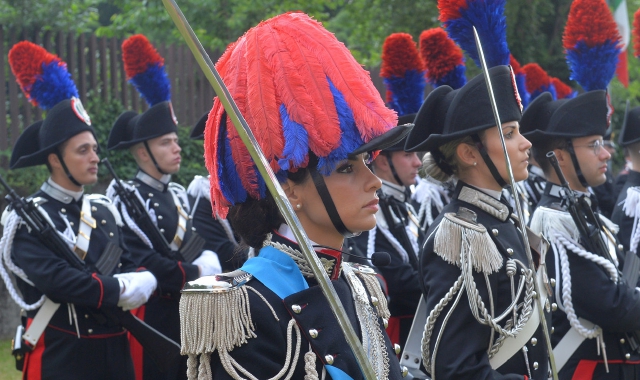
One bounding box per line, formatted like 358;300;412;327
621;338;626;344
154;203;159;208
88;329;93;334
532;291;538;299
309;329;318;338
394;344;401;355
533;362;539;370
551;303;558;312
551;326;555;334
383;318;389;328
148;193;154;197
506;248;514;255
291;304;302;314
85;314;89;319
118;263;122;268
550;278;556;287
101;220;107;225
69;222;74;226
325;355;334;364
371;296;379;306
626;353;631;360
61;208;66;213
158;215;163;220
402;366;408;377
109;232;114;237
531;338;537;346
160;228;165;233
492;229;499;236
192;227;196;231
91;206;97;212
618;244;624;251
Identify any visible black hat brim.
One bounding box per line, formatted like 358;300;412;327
619;106;640;146
405;86;454;152
349;123;413;158
108;101;178;150
190;112;208;140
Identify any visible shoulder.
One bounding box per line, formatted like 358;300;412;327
187;175;211;201
86;194;123;226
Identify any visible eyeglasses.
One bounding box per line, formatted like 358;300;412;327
573;139;603;156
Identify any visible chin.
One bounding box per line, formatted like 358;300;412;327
514;168;528;182
590;175;607;187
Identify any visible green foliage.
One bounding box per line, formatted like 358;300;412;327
0;0;99;33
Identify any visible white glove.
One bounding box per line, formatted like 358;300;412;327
115;271;158;311
193;250;222;277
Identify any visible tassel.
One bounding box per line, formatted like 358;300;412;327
434;213;502;274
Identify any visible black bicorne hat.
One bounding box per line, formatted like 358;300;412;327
528;90;611;142
404;65;522;153
190;112;207;140
520;92;564;144
10;98;95;169
107;101;178;150
378;113;417;152
618;106;640;147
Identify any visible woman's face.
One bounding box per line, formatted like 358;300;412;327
483;121;532;183
290;154;382;248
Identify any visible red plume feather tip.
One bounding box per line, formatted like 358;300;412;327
634;8;640;57
509;54;523;74
438;0;469;22
563;0;621;49
551;77;574;99
419;28;464;81
522;63;550;94
122;34;165;79
380;33;425;78
8;41;60;94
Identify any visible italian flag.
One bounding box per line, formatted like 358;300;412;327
610;0;630;87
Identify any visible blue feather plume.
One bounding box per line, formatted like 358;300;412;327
566;40;620;92
383;69;426;116
129;62;172;106
30;61;79;110
434;64;467;89
278;104;309;171
217;119;247;205
515;73;530;108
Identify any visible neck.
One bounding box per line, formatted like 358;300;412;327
458;171;503;192
50;171;83;192
545;169;587;193
278;223;344;250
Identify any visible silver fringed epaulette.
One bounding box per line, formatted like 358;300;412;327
344;263;391;319
529;206;579;242
180;269;258;374
86;194;123;227
433;207;503;274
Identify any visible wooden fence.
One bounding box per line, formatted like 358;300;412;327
0;28;387;169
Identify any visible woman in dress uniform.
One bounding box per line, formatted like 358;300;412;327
404;65;552;379
178;12;409;380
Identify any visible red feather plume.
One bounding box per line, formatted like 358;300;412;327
522;63;551;94
634;8;640;57
563;0;621;49
122;35;164;79
509;54;523;74
419;28;464;82
380;33;425;78
8;41;59;96
438;0;468;22
551;77;574;99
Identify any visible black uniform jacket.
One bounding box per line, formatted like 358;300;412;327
11;182;138;379
537;182;640;379
202;232;405;379
420;182;550;380
611;170;640;253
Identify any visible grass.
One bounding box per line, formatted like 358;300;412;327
0;340;21;380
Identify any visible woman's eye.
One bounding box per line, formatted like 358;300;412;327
505;131;513;139
336;164;354;173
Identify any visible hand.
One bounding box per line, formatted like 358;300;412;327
193;250;222;277
115;271;158;311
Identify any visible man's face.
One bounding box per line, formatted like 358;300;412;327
570;135;611;187
147;132;182;174
58;131;100;186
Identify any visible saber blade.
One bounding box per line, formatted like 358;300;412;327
161;1;377;378
472;26;559;380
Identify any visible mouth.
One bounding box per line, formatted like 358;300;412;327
363;198;379;209
88;167;98;174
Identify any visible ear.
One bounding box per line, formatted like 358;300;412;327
553;148;568;167
372;154;389;171
281;179;303;210
47;152;61;169
455;142;478;167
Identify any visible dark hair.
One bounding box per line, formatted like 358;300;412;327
531;137;567;175
227;154;317;250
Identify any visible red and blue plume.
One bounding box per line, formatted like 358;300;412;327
633;8;640;57
204;12;397;217
380;33;426;116
122;35;171;106
8;41;78;110
522;63;556;101
419;28;466;89
551;77;577;99
438;0;510;68
509;55;530;108
563;0;621;91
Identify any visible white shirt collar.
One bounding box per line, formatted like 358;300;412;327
41;178;83;203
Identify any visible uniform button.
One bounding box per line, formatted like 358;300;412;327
160;228;165;233
291;304;302;314
551;303;558;311
91;206;97;212
551;326;555;334
85;314;89;319
383;318;389;328
61;208;66;213
533;362;539;370
531;338;537;346
309;329;318;338
618;244;624;251
550;278;556;287
192;227;196;231
101;219;107;225
148;193;154;198
88;329;93;334
532;291;538;299
394;344;401;355
626;353;631;360
109;232;114;237
621;338;626;344
492;229;499;236
118;263;122;268
158;215;163;220
69;222;74;226
154;203;159;208
325;355;334;365
506;248;514;255
371;296;379;306
401;366;408;377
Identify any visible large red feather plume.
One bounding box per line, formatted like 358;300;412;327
522;63;551;94
438;0;468;22
122;34;164;79
563;0;621;49
8;41;59;96
634;8;640;57
419;28;464;82
551;77;574;99
380;33;425;78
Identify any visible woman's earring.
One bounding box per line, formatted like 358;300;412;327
296;204;301;209
473;162;477;166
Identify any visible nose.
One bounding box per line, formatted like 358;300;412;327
600;146;611;161
411;153;422;168
90;149;99;163
520;134;532;151
364;163;382;192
